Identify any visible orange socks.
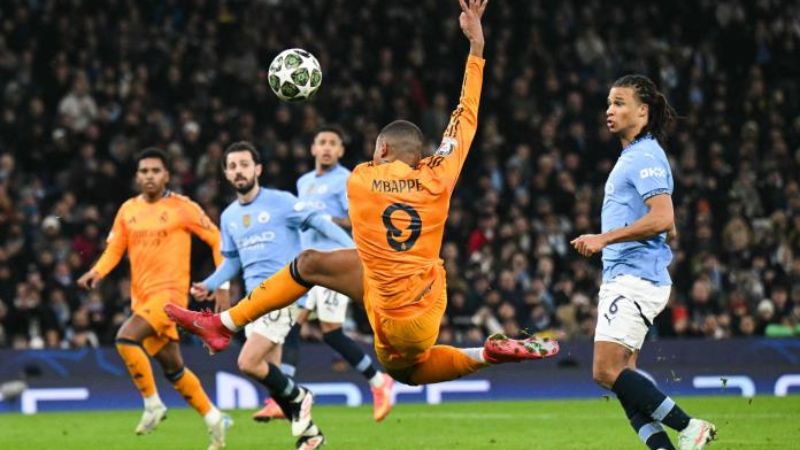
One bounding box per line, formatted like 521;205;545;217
408;345;487;385
116;340;157;398
169;368;213;416
229;265;310;327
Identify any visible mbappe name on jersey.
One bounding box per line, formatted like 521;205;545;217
371;178;423;193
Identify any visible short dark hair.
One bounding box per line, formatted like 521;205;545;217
314;125;346;144
612;74;677;144
223;141;261;168
135;147;170;173
378;120;424;157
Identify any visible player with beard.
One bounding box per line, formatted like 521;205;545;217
190;141;353;449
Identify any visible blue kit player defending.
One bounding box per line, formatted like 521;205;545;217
191;141;352;450
571;75;716;450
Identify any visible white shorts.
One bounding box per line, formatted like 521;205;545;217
244;303;299;344
302;286;350;324
594;275;671;351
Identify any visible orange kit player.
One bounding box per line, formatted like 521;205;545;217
167;0;558;388
77;148;232;449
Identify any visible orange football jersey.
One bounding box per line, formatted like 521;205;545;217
348;55;484;311
92;191;222;302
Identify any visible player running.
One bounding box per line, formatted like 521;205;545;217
77;148;231;450
167;0;558;390
255;127;393;424
190;141;354;449
571;75;716;450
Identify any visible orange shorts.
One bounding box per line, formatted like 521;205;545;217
364;268;447;371
132;291;185;356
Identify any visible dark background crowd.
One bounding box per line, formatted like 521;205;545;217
0;0;799;350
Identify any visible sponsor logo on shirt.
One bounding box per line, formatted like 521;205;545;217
309;184;329;194
294;201;327;211
237;231;276;249
639;167;666;179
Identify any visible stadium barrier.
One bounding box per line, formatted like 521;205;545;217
1;338;798;414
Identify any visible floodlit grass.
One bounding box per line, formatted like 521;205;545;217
1;396;798;449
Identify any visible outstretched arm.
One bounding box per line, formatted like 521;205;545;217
433;0;488;188
197;256;242;293
79;207;128;289
460;0;487;58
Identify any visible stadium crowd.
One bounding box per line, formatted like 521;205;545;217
0;0;799;349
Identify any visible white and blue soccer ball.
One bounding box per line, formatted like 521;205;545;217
268;48;322;102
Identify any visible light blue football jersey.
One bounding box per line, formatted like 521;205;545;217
296;164;353;250
220;188;315;293
601;135;674;286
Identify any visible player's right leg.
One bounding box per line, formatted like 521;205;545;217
115;315;167;435
240;310;321;438
165;249;363;353
253;323;302;422
593;277;715;450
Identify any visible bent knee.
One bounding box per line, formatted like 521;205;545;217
592;365;622;389
296;249;323;279
237;355;260;377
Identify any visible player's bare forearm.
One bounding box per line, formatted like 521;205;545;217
603;210;673;246
604;195;673;245
469;40;484;58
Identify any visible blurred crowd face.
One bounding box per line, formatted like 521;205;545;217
606;86;647;140
224;150;261;195
311;131;344;170
135;157;169;198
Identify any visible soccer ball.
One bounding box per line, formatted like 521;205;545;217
268;48;322;102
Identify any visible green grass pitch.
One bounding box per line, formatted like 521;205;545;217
2;396;798;449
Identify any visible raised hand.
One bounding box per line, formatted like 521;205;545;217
458;0;488;57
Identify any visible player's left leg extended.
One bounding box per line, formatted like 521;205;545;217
369;275;558;386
